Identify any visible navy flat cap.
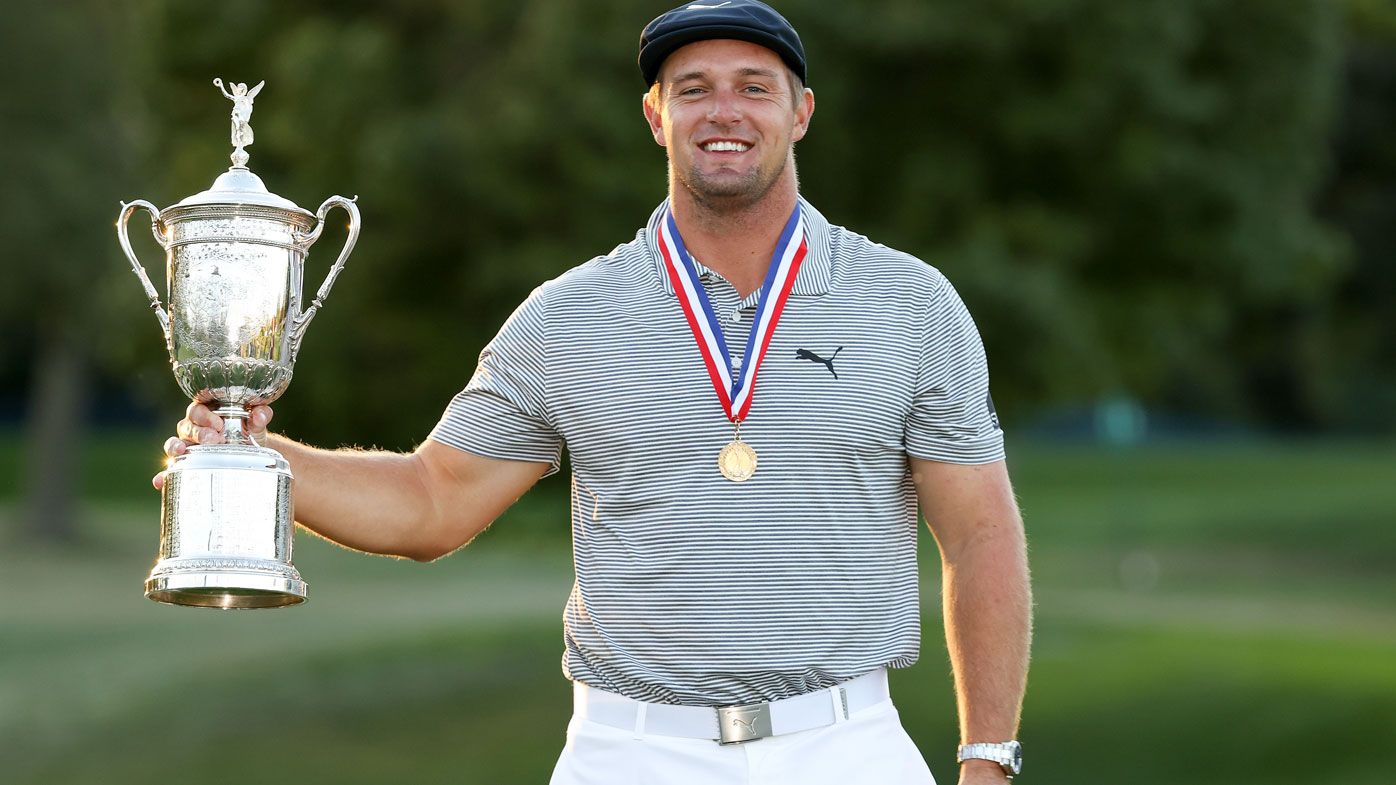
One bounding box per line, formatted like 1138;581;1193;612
639;0;806;87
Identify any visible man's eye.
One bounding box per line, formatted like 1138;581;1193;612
743;85;769;93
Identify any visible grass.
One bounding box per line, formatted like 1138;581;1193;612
1;432;1394;783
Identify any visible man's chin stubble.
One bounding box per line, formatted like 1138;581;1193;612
677;161;786;214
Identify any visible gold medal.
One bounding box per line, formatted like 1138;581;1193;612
718;440;757;482
718;422;757;482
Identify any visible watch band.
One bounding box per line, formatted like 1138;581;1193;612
957;740;1023;777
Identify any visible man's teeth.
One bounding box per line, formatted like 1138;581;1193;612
702;141;751;152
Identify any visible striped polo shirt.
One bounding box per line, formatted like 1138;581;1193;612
430;197;1003;707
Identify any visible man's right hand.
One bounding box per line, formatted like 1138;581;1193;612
152;402;274;490
149;402;548;561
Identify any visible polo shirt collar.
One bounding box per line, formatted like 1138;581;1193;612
646;196;832;297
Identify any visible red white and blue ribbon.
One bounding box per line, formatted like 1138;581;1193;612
657;203;808;423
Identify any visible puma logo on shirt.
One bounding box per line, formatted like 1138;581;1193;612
795;347;842;379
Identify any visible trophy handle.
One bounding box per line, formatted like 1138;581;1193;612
290;195;360;361
116;199;172;344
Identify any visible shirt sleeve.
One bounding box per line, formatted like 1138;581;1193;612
904;275;1006;464
428;286;562;476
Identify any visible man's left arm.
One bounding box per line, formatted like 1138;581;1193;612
911;457;1032;785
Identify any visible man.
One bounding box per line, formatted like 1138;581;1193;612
159;2;1031;783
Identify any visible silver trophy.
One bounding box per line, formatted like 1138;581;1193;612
116;79;360;608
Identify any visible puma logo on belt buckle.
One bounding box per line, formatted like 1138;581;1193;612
717;703;773;744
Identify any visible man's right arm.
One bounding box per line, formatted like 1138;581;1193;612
155;402;551;562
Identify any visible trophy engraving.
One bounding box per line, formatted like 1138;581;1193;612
116;79;360;608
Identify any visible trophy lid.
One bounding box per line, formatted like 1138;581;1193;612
174;166;308;213
168;78;311;216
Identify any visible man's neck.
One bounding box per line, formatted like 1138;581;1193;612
668;184;799;299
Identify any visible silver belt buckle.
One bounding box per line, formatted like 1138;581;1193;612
717;702;773;745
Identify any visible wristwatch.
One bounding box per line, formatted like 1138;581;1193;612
957;741;1023;778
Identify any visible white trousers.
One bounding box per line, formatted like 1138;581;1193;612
548;692;937;785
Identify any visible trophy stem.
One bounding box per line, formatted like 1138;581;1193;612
213;404;257;446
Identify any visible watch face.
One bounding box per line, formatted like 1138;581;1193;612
1010;742;1023;774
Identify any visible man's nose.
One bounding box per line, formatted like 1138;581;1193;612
706;89;743;124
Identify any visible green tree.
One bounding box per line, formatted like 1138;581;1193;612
1312;0;1396;430
800;0;1346;426
0;0;152;543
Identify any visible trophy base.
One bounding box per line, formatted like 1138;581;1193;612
146;564;307;609
149;443;307;609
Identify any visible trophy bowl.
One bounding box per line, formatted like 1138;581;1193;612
117;79;359;608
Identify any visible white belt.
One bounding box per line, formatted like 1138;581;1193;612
572;669;890;745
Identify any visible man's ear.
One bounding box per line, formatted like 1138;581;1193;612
791;88;815;143
642;90;666;147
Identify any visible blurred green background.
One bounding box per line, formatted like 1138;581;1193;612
1;0;1393;783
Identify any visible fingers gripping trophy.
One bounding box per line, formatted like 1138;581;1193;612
116;79;360;608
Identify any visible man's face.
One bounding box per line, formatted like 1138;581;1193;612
643;39;813;211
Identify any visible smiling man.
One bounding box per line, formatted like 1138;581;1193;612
161;2;1030;783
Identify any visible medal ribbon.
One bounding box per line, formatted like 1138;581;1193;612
657;203;808;423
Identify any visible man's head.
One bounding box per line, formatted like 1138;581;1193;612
639;1;814;213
